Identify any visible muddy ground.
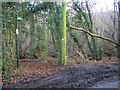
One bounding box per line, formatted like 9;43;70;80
3;57;119;88
91;77;119;88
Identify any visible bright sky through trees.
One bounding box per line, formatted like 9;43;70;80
90;0;118;12
66;0;118;12
2;0;118;12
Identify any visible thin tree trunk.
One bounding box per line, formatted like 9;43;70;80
0;3;2;75
30;14;36;58
85;1;99;60
81;8;97;60
69;30;86;59
61;0;67;65
114;0;116;29
48;6;62;60
118;1;120;59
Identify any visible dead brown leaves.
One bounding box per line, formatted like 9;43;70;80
3;56;118;84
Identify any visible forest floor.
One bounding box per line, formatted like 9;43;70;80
3;56;119;88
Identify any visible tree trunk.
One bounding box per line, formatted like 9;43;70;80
61;0;67;65
118;1;120;59
85;1;99;60
0;3;2;76
30;14;36;58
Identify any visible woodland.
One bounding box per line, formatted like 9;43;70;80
1;0;120;88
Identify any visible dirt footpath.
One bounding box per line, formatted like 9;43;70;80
91;78;119;88
3;61;118;88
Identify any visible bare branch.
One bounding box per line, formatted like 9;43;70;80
70;25;120;46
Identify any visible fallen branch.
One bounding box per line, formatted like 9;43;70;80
70;25;120;46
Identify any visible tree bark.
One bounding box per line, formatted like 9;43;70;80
70;25;120;47
85;1;99;60
0;3;2;76
118;1;120;59
30;14;36;58
61;0;67;65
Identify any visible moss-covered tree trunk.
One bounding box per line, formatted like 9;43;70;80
30;14;36;58
0;2;2;78
48;4;62;61
61;0;67;65
36;14;48;60
2;2;16;82
85;2;99;60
